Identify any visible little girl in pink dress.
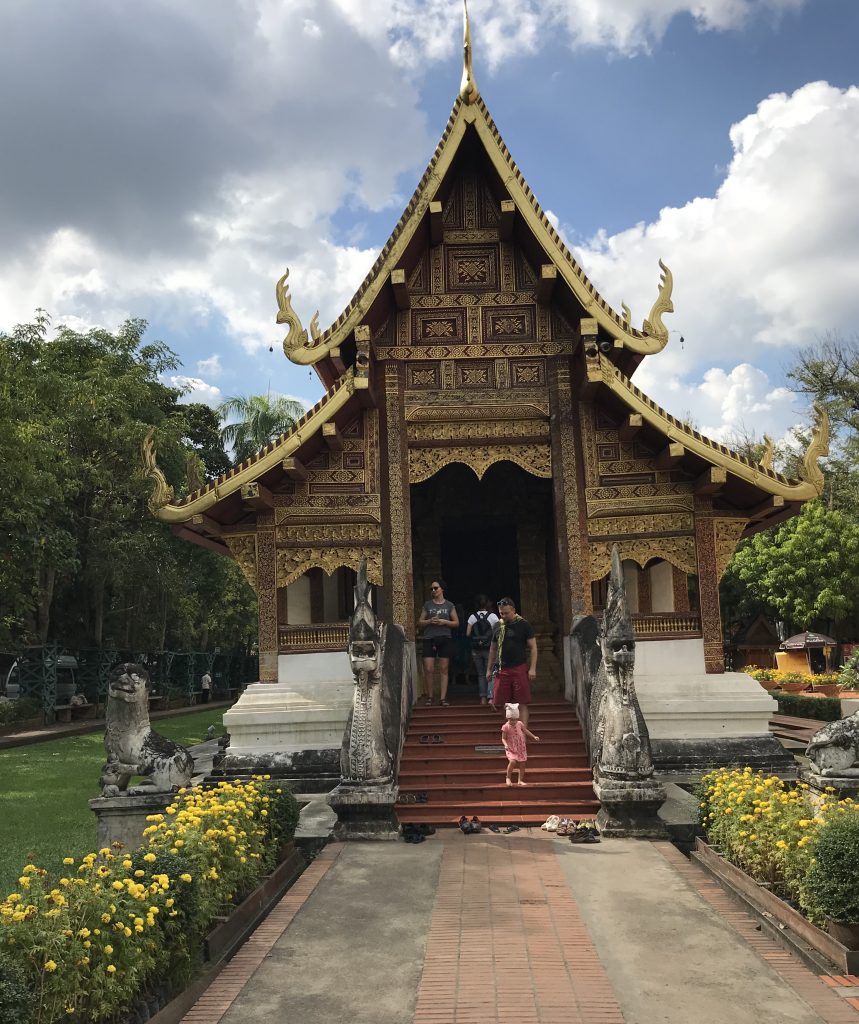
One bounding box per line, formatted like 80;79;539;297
501;703;540;786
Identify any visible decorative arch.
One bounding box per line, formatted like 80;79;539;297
276;547;383;588
587;537;698;582
408;443;551;484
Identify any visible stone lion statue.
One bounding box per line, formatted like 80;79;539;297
806;710;859;779
100;663;195;796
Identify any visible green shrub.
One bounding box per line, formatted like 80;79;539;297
0;952;32;1024
0;698;41;726
266;784;301;845
839;649;859;691
800;811;859;925
775;693;842;721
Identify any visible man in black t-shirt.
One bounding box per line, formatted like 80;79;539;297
487;597;537;727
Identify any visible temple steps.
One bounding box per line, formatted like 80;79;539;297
396;700;598;827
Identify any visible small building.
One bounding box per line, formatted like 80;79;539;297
145;21;828;772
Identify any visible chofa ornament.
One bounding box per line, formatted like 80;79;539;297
276;268;321;358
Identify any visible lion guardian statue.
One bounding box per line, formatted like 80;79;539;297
100;663;194;796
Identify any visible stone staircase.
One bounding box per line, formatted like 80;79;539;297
396;700;599;828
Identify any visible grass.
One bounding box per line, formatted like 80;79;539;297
0;708;227;895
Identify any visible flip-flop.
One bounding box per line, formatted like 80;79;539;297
416;792;429;803
431;735;444;744
419;735;431;744
487;824;502;833
503;825;520;834
541;815;561;832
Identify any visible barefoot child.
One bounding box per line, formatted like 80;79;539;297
501;703;539;786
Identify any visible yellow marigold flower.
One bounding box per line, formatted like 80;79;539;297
104;944;113;954
776;840;787;849
143;853;156;863
180;873;192;883
165;898;175;908
78;927;91;938
63;857;75;866
44;960;58;972
134;870;145;877
106;964;116;974
111;881;124;891
18;877;30;889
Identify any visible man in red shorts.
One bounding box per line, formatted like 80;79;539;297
487;598;537;727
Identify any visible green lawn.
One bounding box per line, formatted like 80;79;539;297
0;708;227;895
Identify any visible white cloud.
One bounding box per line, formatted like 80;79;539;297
170;375;223;406
334;0;805;69
572;81;859;436
196;354;222;377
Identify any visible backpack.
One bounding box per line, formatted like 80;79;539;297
471;611;493;650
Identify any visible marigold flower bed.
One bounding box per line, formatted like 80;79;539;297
698;767;859;928
0;777;300;1024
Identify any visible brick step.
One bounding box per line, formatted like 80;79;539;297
399;767;593;786
398;781;597;802
396;801;599;827
400;753;590;771
411;702;575;717
406;729;582;745
400;741;585;758
409;712;581;727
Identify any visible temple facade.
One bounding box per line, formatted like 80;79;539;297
146;27;827;766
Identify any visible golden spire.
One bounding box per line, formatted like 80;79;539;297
459;0;478;105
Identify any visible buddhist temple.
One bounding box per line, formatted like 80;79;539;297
145;7;828;777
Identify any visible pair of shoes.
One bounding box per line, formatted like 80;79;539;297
487;824;502;833
541;815;561;832
569;821;601;844
458;815;482;834
401;825;426;844
440;699;450;707
503;825;520;834
418;735;444;744
398;793;418;804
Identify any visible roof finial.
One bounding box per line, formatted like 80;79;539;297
459;0;478;105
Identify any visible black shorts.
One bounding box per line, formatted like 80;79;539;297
423;636;453;660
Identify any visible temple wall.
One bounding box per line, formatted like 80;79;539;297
650;560;674;612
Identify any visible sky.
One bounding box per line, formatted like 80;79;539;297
1;0;857;445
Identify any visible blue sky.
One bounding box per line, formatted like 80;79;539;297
1;0;857;445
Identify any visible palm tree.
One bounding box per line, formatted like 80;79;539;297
218;393;307;464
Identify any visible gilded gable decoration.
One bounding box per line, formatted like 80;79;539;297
459;0;478;105
713;518;748;581
276;547;383;589
224;534;258;593
141;428;174;513
642;260;674;345
797;405;830;496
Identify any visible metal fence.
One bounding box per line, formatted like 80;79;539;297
1;646;258;724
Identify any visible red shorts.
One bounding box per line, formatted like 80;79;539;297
493;663;531;706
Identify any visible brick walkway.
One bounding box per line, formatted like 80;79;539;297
413;832;623;1024
180;843;343;1024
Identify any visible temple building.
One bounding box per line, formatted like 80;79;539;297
146;15;827;772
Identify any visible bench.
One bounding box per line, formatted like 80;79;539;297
54;702;93;723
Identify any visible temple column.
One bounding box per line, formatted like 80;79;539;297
548;358;589;629
694;497;725;674
637;566;652;614
381;362;414;636
255;522;278;682
672;565;690;613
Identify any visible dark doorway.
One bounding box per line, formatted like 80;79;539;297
440;521;519;613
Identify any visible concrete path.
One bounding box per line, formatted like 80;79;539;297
181;832;859;1024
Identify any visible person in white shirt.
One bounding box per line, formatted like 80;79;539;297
466;595;499;705
200;671;212;704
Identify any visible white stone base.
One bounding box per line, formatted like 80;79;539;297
223;652;353;756
635;639;776;739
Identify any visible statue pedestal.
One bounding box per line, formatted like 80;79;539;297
221;654;353;791
89;791;176;851
799;767;859;814
327;783;399;840
593;778;669;838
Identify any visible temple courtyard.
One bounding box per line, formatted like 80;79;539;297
180;831;858;1024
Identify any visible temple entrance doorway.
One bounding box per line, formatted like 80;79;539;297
410;461;564;699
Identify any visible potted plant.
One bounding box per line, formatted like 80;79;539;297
800;811;859;948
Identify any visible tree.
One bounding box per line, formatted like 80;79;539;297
0;314;257;653
723;501;859;636
218;394;306;464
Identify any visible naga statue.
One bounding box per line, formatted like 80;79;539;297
340;559;393;785
571;545;666;835
806;711;859;779
100;663;194;796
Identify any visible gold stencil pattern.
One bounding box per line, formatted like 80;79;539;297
588;537;698;581
224;534;257;593
713;517;748;581
276;547;383;588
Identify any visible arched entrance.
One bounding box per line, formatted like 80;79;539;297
410;461;564;698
